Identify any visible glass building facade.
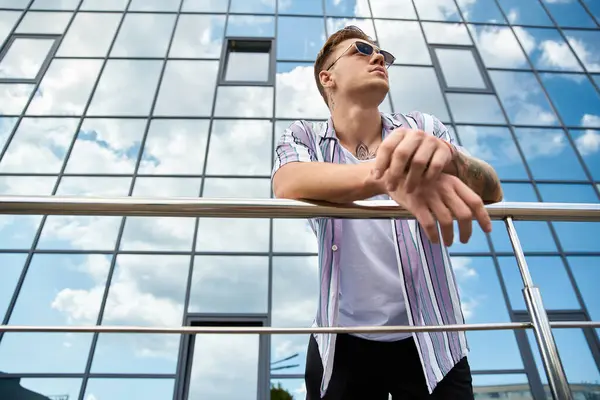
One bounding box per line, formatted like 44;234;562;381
0;0;598;399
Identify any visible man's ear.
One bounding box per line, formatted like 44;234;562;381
319;70;335;90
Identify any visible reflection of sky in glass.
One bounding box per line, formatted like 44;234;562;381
458;0;506;23
226;15;275;38
570;128;600;180
513;27;583;72
278;0;322;15
277;16;325;61
539;73;600;127
497;0;553;26
541;0;597;28
562;30;600;73
325;0;370;18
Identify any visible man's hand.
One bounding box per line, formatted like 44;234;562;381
373;127;455;194
381;173;492;246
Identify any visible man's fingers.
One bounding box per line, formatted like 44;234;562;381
423;147;450;183
412;205;440;245
386;134;422;191
404;138;436;193
427;193;454;247
454;180;492;233
441;187;473;244
373;129;405;179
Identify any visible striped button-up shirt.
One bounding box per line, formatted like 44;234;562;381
272;111;470;398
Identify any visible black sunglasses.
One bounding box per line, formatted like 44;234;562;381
326;41;396;71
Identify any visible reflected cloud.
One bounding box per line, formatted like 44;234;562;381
276;63;330;119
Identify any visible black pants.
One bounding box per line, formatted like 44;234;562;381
305;333;474;400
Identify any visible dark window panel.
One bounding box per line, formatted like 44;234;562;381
326;17;376;38
0;83;35;115
468;24;529;69
434;47;487;89
541;0;597;28
458;0;506;24
154;60;219;117
81;0;129;11
553;221;600;252
120;216;196;251
30;0;79;10
0;118;79;174
63;118;146;175
514;127;587;181
0;38;55;81
214;86;273;118
84;379;175;400
189;256;268;313
128;0;182;11
226;15;275;37
446;93;505;124
499;256;579;310
230;0;275;14
0;253;26;322
277;16;324;61
497;0;553;26
562;30;600;74
57;176;132;197
26;59;103;116
182;0;228;12
138;119;210;175
388;66;449;121
375;20;431;65
369;0;416;19
87;60;163;117
413;0;462;22
455;126;529;180
110;13;176;58
278;0;323;15
275;62;329;120
421;22;472;45
538;183;598;203
169;15;226;58
513;27;583;72
56;13;122;57
570;128;600;180
325;0;370;17
539;73;600;128
0;378;82;399
15;11;71;35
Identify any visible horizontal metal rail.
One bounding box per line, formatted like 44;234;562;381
0;321;598;334
0;195;599;221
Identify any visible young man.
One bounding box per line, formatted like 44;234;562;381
271;26;503;400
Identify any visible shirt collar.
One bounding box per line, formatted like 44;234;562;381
318;112;403;141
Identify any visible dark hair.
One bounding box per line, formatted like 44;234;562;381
313;25;377;107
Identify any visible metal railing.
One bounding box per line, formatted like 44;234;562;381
1;195;600;400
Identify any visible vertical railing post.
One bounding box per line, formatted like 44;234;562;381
505;217;572;400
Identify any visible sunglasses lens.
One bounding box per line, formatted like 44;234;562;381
381;50;395;66
355;42;374;55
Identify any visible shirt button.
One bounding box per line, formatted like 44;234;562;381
332;244;338;251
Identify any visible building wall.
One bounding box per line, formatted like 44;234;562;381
0;0;598;399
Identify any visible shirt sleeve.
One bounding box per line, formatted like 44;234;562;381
271;120;318;180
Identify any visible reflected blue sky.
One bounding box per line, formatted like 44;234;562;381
541;0;598;28
497;0;553;26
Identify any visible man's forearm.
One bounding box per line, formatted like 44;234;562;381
273;161;384;204
444;152;504;204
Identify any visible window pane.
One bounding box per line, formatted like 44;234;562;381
515;128;588;180
154;60;218;117
540;73;600;128
538;183;598;203
120;217;196;251
111;13;175;58
553;221;600;252
182;0;228;12
132;177;201;197
369;0;416;19
16;11;71;34
468;24;529;69
497;0;553;26
0;0;28;9
226;15;275;37
563;30;600;74
206;119;272;176
187;333;259;399
128;0;181;11
500;256;579;310
414;0;462;21
0;12;21;45
472;374;533;398
569;257;600;323
514;27;583;72
0;254;26;321
84;379;175;400
231;0;274;13
30;0;79;9
455;126;529;180
57;176;132;196
0;175;56;195
422;22;472;45
0;83;34;114
0;116;16;149
277;17;324;61
169;14;226;58
57;13;121;57
270;379;305;399
275;62;329;119
1;378;82;399
0;117;78;173
326;17;376;38
138;119;210;175
214;86;273;118
26;59;103;116
388;66;449;121
37;215;121;250
459;0;506;23
87;60;163;116
278;0;322;15
0;38;54;80
446;93;506;124
325;0;370;17
273;219;318;253
435;48;486;89
0;215;42;250
375;20;431;65
189;256;268;313
582;0;599;20
64;118;146;174
571;128;600;180
196;218;270;252
226;52;270;82
452;257;524;371
542;0;597;28
202;178;271;198
81;0;128;10
490;71;558;125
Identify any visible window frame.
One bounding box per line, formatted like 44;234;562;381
218;37;275;86
429;44;494;94
0;33;61;84
175;313;270;400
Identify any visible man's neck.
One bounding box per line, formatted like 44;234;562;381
330;103;383;151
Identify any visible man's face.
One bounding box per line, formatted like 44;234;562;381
322;38;390;105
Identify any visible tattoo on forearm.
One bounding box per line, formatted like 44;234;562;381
454;153;503;203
